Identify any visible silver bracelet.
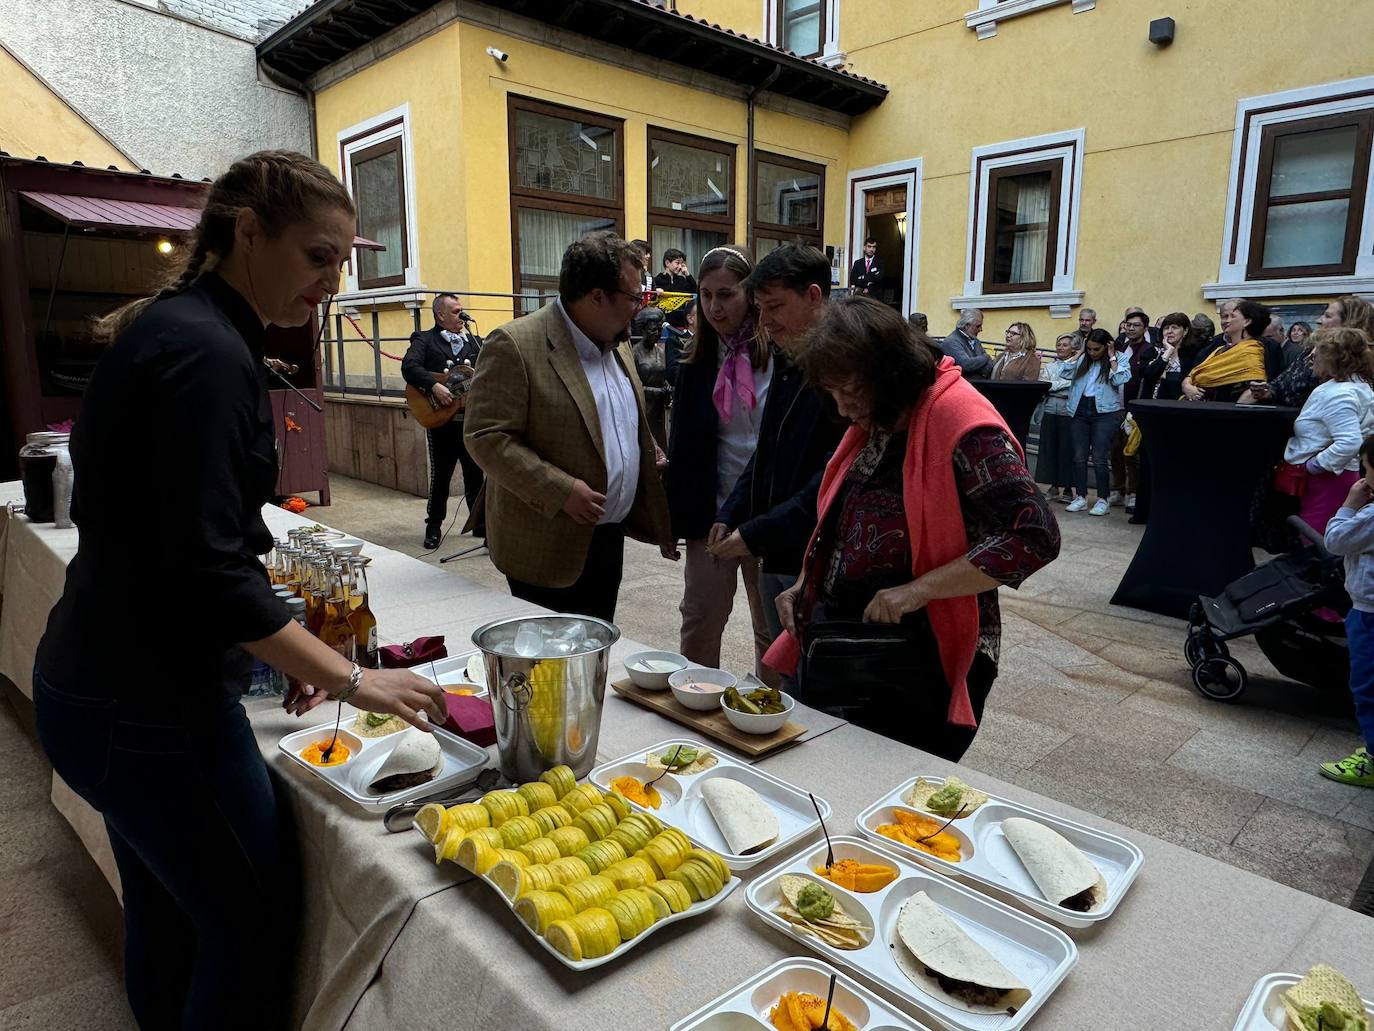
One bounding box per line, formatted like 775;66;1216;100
337;663;363;703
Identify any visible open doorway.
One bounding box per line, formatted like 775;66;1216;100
862;184;906;310
846;161;922;316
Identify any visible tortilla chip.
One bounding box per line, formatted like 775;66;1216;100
1282;966;1370;1031
774;877;870;950
902;776;989;818
645;748;718;775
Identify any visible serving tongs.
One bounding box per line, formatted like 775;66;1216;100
383;766;507;833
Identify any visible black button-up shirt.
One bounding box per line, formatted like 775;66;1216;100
37;273;289;701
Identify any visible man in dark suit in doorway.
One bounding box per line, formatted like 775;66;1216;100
849;237;883;296
402;293;484;549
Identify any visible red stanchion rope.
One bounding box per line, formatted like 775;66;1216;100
338;311;406;361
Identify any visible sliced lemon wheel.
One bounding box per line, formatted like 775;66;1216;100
415;803;447;844
544;919;583;962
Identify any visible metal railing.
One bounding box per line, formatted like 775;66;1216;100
320;288;555;399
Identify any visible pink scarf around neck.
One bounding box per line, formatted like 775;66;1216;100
712;319;759;422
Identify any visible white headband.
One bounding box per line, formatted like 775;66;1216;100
699;246;752;269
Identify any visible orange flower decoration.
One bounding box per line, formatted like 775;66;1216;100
282;497;309;514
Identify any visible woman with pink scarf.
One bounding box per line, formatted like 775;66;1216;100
664;246;778;683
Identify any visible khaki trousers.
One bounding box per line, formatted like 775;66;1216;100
679;539;780;687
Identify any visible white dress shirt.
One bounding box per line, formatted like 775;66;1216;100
556;300;641;525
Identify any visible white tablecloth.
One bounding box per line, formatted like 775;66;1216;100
2;484;1370;1031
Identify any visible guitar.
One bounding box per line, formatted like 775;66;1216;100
405;361;476;430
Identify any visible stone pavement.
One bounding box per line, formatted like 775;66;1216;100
327;475;1374;905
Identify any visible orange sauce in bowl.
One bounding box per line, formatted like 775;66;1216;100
300;739;351;766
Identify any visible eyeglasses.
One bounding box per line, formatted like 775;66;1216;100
608;287;646;309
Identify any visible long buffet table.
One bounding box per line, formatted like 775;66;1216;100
1;483;1370;1030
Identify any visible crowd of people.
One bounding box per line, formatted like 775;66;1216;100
23;148;1374;1031
459;235;1062;764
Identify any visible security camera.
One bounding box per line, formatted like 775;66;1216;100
485;46;508;62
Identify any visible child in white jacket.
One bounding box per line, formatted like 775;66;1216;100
1281;327;1374;534
1321;435;1374;788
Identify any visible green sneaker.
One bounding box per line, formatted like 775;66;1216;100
1319;748;1374;787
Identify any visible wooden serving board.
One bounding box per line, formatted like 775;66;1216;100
608;679;805;757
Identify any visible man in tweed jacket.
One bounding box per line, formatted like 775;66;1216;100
464;232;672;622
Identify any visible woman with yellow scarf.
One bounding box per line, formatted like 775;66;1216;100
1181;299;1273;402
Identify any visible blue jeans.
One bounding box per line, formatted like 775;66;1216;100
1345;609;1374;751
1071;399;1124;499
33;669;297;1030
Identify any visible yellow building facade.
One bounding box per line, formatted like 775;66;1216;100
262;0;1374;394
0;42;136;171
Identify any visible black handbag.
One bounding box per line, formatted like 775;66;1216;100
798;613;946;718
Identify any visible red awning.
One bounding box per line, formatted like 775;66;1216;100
20;190;200;233
20;190;386;251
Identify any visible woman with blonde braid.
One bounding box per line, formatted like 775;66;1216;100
664;245;778;681
34;152;445;1029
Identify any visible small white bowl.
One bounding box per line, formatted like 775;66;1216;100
720;690;795;735
668;667;738;711
326;537;365;557
624;650;689;691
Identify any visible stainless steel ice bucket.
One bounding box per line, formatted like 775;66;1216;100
471;614;620;781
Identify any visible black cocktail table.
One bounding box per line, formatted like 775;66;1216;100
1111;399;1298;618
971;379;1051;450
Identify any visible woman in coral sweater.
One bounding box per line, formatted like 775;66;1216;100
768;297;1061;760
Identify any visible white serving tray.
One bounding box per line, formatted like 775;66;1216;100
745;835;1077;1031
588;737;831;872
855;775;1143;929
413;648;488;698
1232;971;1374;1030
278;707;488;813
671;957;934;1031
411;801;740;972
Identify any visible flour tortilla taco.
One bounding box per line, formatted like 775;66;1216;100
368;729;443;793
701;777;779;855
892;891;1031;1015
1001;817;1107;913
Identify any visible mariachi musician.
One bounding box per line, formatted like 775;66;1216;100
402;292;484;549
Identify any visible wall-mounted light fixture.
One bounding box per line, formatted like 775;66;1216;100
155;239;174;255
1149;17;1175;46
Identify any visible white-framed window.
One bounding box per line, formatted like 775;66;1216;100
1205;76;1374;301
764;0;843;65
964;0;1097;40
844;158;923;315
953;129;1085;317
337;104;420;294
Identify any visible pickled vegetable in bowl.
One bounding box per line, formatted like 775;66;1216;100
723;684;787;715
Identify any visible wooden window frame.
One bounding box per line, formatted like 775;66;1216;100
752;150;825;253
507;95;625;312
981;157;1063;296
1246;110;1374;281
774;0;828;59
647;127;734;232
349;136;409;291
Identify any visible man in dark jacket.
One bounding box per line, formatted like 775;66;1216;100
848;238;882;296
708;244;844;643
402;293;484;549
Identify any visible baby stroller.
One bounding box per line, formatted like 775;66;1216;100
1184;517;1350;700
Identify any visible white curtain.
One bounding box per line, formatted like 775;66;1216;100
1008;177;1051;285
354;151;403;281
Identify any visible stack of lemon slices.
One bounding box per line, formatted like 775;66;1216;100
415;764;731;961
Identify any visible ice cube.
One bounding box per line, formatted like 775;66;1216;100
514;623;542;657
